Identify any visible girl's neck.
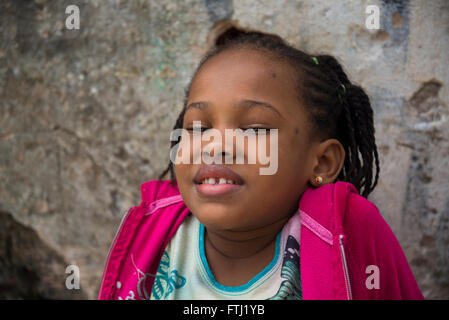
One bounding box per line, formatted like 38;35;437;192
203;216;289;287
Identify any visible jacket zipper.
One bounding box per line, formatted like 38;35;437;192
98;207;135;299
339;234;353;300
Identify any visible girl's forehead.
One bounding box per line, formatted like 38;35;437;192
189;48;297;100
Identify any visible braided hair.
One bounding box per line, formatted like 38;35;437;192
159;28;380;199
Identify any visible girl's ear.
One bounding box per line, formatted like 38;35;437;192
309;138;346;186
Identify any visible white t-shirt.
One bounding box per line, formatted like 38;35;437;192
150;210;302;300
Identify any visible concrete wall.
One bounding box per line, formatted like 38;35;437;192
0;0;448;299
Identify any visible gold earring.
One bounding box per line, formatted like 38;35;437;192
315;176;323;185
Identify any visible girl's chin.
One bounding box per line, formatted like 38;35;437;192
191;210;247;231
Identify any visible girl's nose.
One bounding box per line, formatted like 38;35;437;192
202;143;234;164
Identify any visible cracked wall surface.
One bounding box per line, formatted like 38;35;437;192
0;0;448;299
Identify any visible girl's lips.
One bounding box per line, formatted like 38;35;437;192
195;182;243;197
193;165;245;197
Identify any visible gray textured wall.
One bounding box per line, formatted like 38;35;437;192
0;0;448;299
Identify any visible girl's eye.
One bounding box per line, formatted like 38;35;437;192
242;127;270;134
185;127;209;132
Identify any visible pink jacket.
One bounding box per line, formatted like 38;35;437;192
98;180;424;300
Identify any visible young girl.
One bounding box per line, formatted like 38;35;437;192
98;30;424;300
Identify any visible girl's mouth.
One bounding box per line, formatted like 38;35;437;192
193;165;245;197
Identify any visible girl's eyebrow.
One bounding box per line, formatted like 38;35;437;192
186;99;283;118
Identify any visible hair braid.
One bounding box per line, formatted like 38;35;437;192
344;85;380;197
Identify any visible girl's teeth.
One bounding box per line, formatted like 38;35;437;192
200;178;236;185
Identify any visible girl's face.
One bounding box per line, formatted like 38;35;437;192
175;48;318;233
